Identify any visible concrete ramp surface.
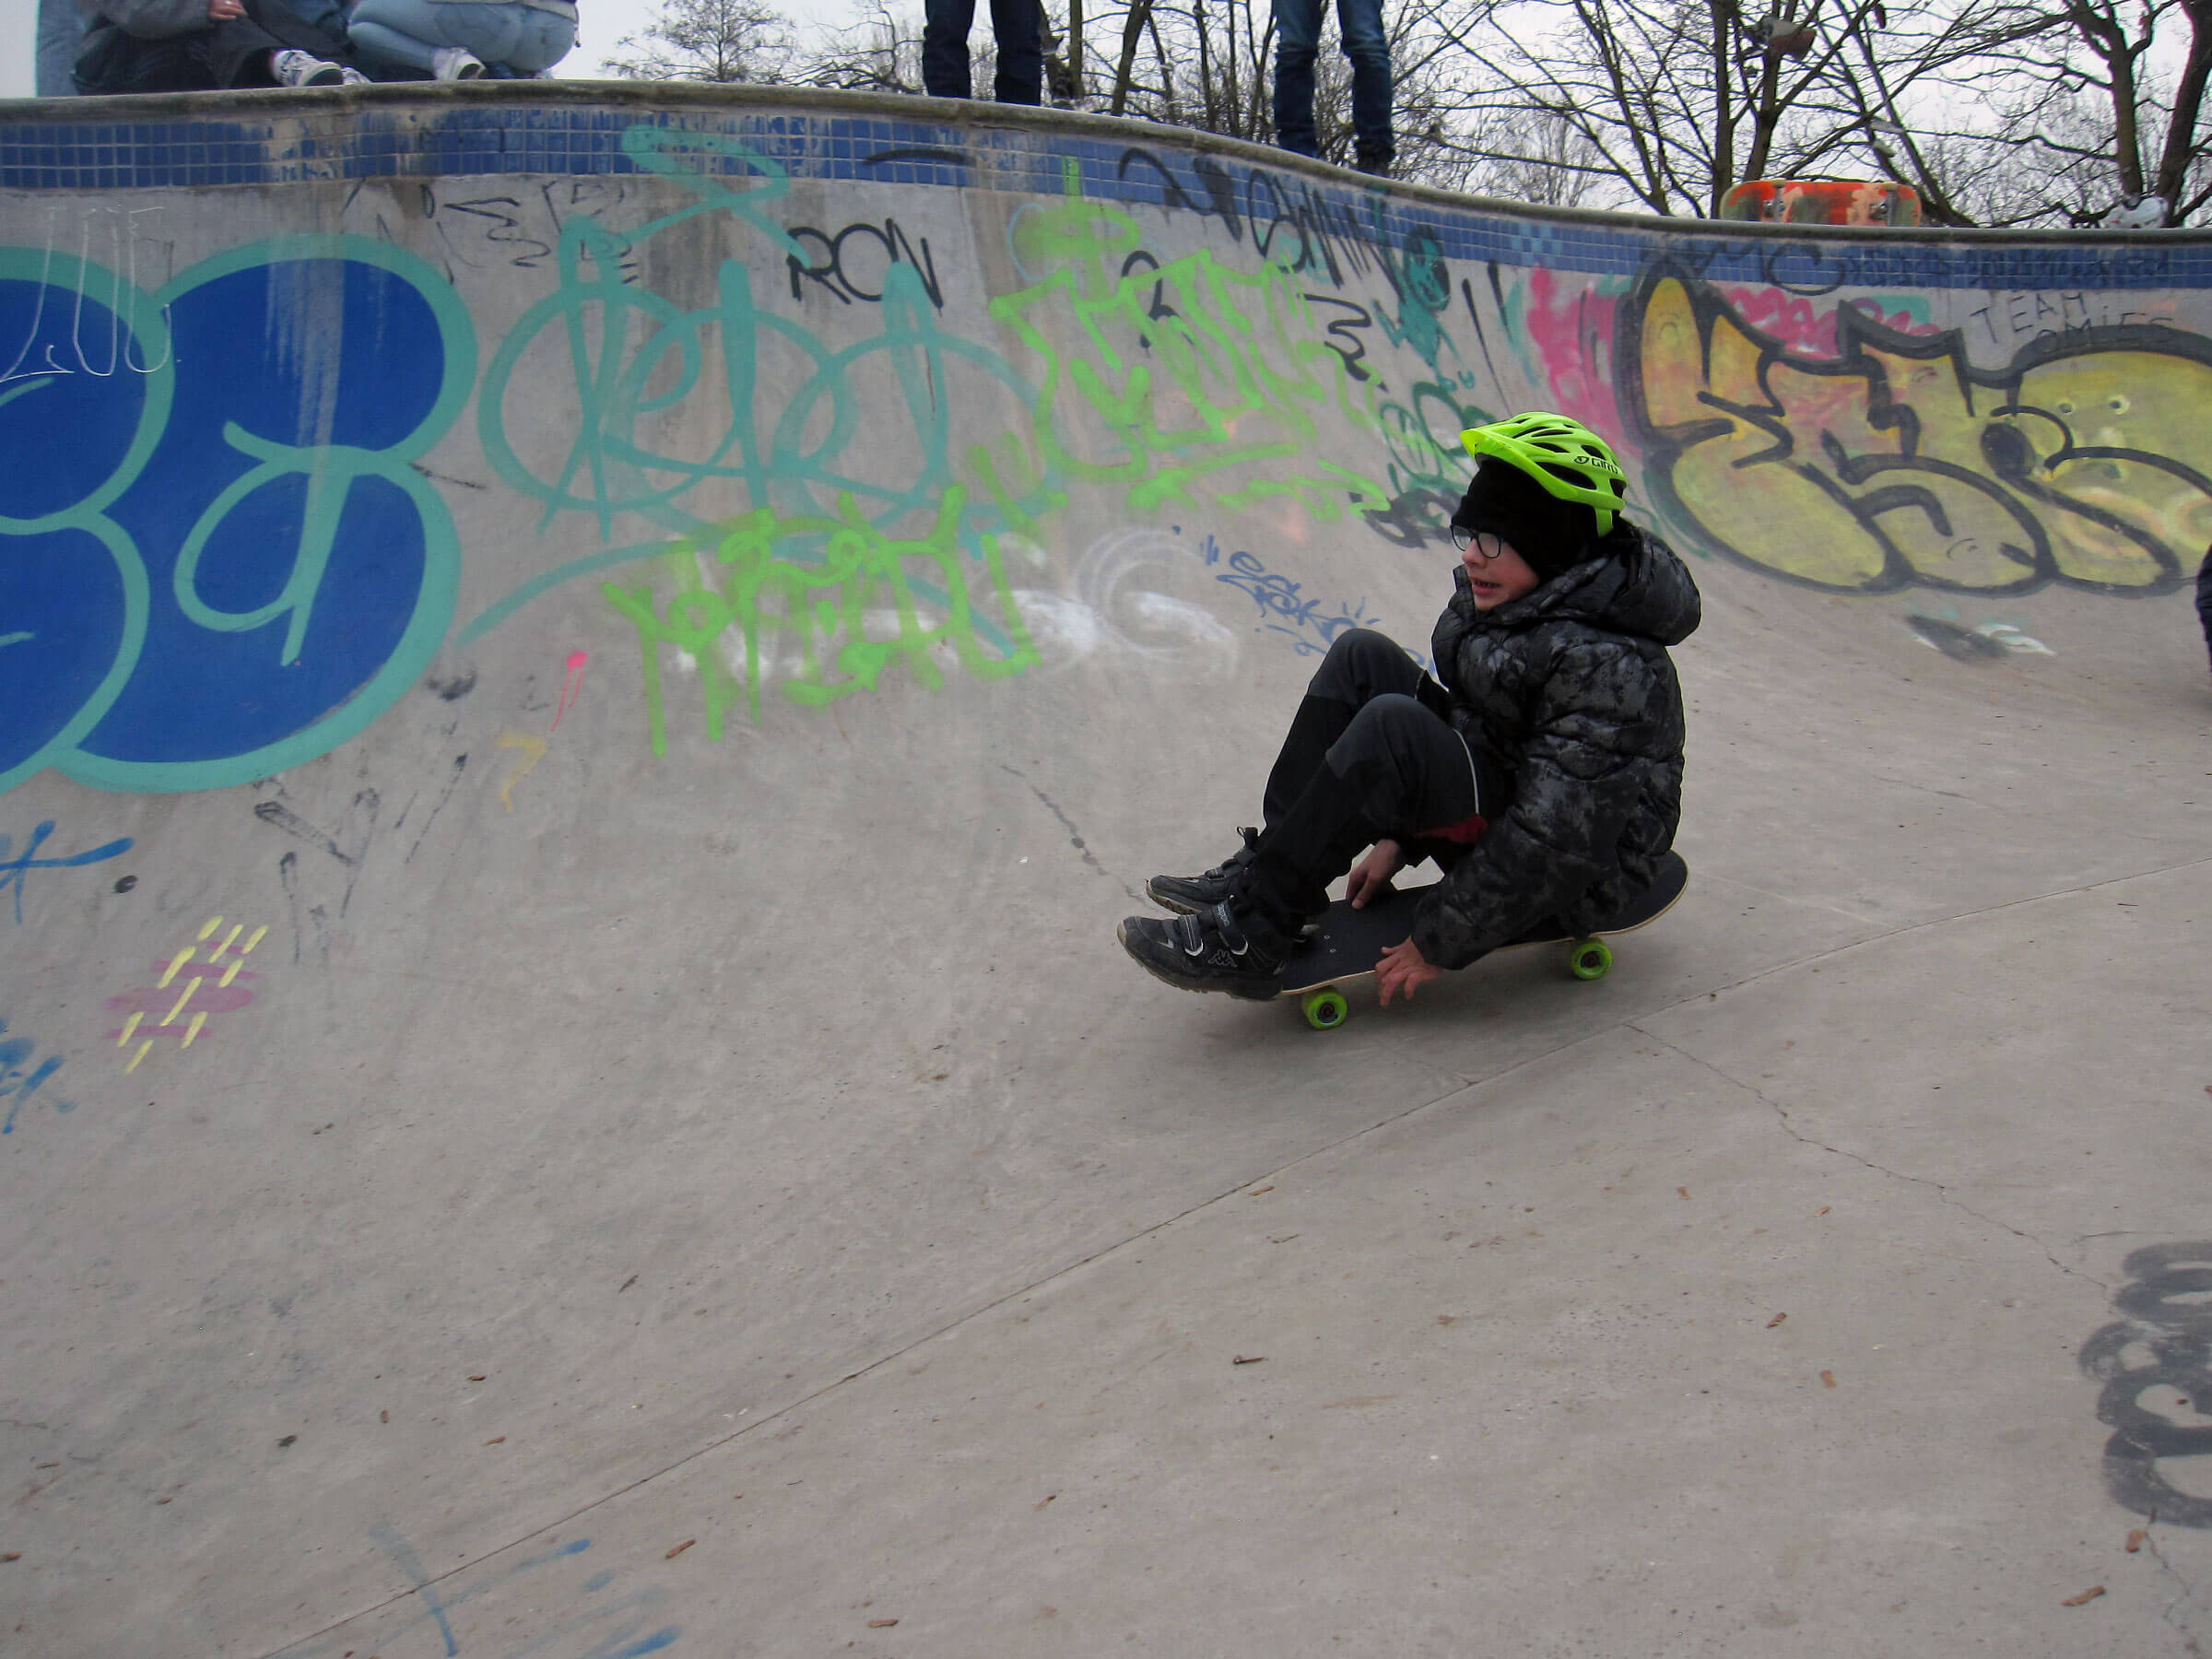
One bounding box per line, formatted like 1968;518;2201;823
3;84;2211;1656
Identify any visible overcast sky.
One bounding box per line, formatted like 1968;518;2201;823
0;0;869;100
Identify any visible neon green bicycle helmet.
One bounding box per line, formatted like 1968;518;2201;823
1460;413;1628;536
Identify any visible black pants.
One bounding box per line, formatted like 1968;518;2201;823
1242;629;1495;931
921;0;1042;103
75;0;348;92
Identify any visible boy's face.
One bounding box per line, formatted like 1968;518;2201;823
1460;532;1543;609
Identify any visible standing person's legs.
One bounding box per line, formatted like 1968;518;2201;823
921;0;977;97
986;0;1041;102
1271;0;1324;157
38;0;88;96
1335;0;1393;169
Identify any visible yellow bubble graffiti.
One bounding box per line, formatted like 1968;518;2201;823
1631;275;2212;595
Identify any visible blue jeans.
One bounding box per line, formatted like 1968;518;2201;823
38;0;88;95
921;0;1041;103
347;0;575;72
1273;0;1393;159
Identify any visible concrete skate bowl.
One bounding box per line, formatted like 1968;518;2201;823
6;85;2212;1657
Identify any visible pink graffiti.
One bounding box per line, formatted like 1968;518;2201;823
1518;269;1636;459
104;976;258;1017
552;650;590;733
1704;287;1942;357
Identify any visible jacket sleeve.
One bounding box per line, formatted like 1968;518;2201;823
1408;637;1660;970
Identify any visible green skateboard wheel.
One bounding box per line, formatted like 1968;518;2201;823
1301;987;1350;1030
1568;937;1613;981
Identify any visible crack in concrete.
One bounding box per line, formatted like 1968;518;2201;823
1630;1023;2110;1293
998;763;1142;900
2144;1530;2208;1656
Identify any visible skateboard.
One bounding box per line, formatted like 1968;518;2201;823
1280;852;1690;1030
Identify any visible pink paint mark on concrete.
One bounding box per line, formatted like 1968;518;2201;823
1520;270;1633;458
104;982;257;1017
552;650;591;733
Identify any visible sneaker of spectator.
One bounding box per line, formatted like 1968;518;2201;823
270;45;347;82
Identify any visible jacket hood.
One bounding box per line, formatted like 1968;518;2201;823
1475;523;1700;645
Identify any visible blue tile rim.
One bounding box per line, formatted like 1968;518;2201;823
3;84;2209;291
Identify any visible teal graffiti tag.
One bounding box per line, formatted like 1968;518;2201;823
470;128;1056;650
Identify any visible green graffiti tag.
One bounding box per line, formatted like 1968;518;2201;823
600;488;1038;752
987;194;1397;524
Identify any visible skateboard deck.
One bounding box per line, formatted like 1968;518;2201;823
1280;852;1689;1029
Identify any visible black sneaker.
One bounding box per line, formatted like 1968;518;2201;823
1355;146;1394;179
1146;827;1259;914
1118;900;1296;1000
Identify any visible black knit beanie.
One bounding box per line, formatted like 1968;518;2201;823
1451;456;1601;582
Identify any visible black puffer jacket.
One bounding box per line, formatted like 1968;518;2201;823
1414;524;1700;970
2196;546;2212;669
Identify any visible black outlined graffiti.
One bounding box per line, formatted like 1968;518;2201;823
1620;260;2212;596
1304;295;1375;381
438;197;556;271
785;218;945;310
1114;144;1427;300
2081;1242;2212;1527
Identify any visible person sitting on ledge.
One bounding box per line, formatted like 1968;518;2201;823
1118;413;1700;1006
342;0;576;82
73;0;365;91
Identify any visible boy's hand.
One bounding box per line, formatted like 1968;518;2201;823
1375;938;1443;1006
1347;839;1405;909
206;0;244;19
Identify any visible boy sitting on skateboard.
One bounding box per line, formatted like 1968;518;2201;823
1118;412;1700;1006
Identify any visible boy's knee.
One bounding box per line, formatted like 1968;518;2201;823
1321;627;1395;667
1339;691;1426;752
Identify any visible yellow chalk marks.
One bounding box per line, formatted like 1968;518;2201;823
122;914;272;1070
161;976;202;1026
496;732;547;811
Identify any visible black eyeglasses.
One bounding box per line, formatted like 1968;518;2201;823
1451;526;1512;560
